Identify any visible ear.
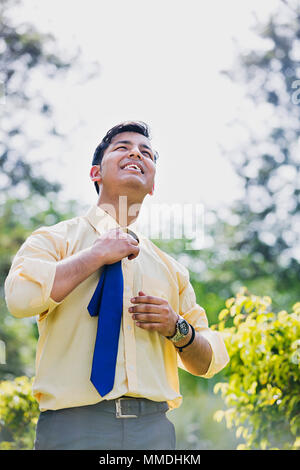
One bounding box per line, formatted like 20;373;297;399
90;165;101;183
149;182;155;196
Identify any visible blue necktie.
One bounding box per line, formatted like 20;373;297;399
87;260;124;397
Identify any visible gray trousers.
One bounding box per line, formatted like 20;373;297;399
34;397;176;450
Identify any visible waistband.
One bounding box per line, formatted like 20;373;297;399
42;397;169;419
98;396;169;418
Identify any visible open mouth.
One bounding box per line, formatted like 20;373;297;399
121;162;144;174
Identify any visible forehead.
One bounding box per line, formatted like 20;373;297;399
109;131;152;148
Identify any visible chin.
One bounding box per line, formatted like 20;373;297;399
118;181;149;197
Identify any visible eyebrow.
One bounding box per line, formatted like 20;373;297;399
113;140;153;152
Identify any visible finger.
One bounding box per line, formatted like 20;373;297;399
127;234;139;245
127;237;139;245
130;295;166;305
111;229;138;244
129;304;163;314
126;229;140;244
107;229;126;241
132;313;163;323
121;228;139;244
128;244;140;253
123;234;139;245
128;243;140;253
128;252;138;260
127;245;140;260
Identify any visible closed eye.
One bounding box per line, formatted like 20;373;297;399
115;145;154;160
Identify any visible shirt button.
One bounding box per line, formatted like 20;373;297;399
127;325;131;331
126;286;131;293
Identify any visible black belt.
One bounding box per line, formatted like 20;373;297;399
96;396;169;418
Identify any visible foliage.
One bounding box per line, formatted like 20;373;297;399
0;0;299;452
213;287;300;450
0;0;89;381
0;297;36;380
0;0;72;198
152;2;300;316
0;376;39;449
220;0;300;288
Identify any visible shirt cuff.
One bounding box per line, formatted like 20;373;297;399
37;296;63;321
23;257;64;320
6;257;63;318
197;329;230;378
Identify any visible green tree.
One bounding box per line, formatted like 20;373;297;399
213;287;300;450
0;0;89;380
0;0;71;197
155;0;300;318
219;0;300;305
0;376;39;449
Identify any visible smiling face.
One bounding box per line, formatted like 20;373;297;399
90;131;156;201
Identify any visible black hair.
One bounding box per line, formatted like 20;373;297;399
91;120;159;194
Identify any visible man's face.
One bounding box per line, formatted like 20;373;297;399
91;131;156;198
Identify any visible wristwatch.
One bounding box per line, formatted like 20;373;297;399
166;315;190;343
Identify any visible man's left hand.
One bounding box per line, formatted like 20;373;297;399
128;291;178;337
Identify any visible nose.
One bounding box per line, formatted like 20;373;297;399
129;147;143;160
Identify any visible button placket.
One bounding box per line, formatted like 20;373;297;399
122;258;138;392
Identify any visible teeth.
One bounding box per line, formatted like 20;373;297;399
123;164;142;172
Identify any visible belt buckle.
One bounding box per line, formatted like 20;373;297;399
115;398;138;418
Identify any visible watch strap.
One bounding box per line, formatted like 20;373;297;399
174;323;195;352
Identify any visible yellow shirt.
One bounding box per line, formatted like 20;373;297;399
4;204;229;412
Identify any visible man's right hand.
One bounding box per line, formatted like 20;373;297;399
90;228;140;266
50;228;139;303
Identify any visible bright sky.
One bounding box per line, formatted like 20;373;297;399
14;0;277;216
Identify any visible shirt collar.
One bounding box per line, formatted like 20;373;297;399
84;204;142;240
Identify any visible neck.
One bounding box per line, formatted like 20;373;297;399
97;191;144;227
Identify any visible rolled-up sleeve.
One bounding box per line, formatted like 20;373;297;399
4;225;66;319
176;264;230;378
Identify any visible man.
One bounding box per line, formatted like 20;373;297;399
4;120;229;450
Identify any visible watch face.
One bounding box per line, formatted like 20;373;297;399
178;319;189;335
